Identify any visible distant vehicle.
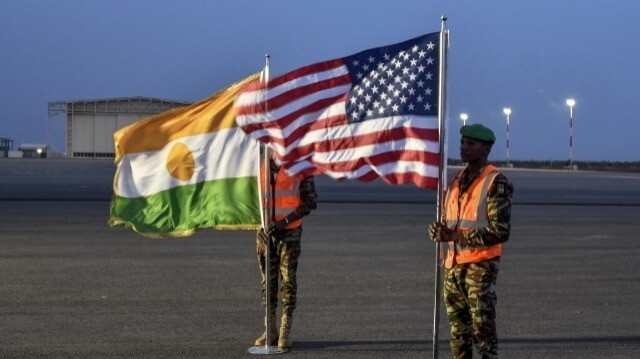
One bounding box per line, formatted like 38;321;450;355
18;143;48;158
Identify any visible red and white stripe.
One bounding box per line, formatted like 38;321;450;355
235;60;440;189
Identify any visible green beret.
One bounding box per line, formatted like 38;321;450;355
460;124;495;144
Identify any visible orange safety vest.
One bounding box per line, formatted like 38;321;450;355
444;164;502;269
260;163;303;230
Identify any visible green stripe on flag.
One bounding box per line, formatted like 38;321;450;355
109;176;260;237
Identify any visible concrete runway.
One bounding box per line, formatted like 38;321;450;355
1;159;639;358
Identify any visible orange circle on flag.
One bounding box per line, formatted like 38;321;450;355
166;142;196;182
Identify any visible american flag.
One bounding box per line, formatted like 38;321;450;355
235;32;441;189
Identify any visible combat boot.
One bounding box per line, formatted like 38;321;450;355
254;310;278;346
277;312;293;349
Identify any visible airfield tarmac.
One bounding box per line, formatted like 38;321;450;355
1;159;639;358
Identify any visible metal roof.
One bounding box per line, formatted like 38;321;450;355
48;96;190;106
48;97;192;115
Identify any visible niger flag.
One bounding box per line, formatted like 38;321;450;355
109;73;261;237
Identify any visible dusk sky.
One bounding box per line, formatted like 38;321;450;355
1;1;639;161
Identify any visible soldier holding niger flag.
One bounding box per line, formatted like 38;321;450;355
254;155;317;350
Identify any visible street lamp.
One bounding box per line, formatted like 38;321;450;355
503;108;511;167
566;98;576;168
460;113;468;126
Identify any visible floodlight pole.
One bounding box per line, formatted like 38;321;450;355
503;108;511;166
459;113;468;126
566;98;575;168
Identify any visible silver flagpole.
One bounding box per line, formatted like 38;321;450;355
249;55;288;355
432;16;449;359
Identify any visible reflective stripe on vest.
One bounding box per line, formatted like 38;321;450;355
260;163;303;229
444;165;502;268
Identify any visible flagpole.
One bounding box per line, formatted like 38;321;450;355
432;16;449;359
249;55;287;355
262;53;276;354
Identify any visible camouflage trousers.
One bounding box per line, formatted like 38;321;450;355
443;259;500;359
256;228;302;315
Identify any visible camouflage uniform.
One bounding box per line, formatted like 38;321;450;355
443;167;513;359
256;176;317;314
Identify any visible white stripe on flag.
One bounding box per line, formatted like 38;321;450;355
239;102;348;143
267;115;438;157
236;84;351;128
287;159;440;180
116;127;258;198
235;65;350;108
308;138;439;165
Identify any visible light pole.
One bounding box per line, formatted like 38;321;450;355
566;98;576;168
503;107;511;167
460;113;468;126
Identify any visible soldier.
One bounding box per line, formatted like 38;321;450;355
429;124;513;358
254;156;317;349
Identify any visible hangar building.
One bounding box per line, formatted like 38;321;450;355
48;97;190;158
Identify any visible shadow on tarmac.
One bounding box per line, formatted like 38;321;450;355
296;339;429;350
295;335;640;351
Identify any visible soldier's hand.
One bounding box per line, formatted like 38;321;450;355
428;222;439;241
428;222;454;242
258;228;269;244
265;219;287;237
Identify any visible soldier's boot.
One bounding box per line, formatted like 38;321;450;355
254;310;278;346
277;312;293;349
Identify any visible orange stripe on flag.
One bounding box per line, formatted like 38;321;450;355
114;73;261;161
